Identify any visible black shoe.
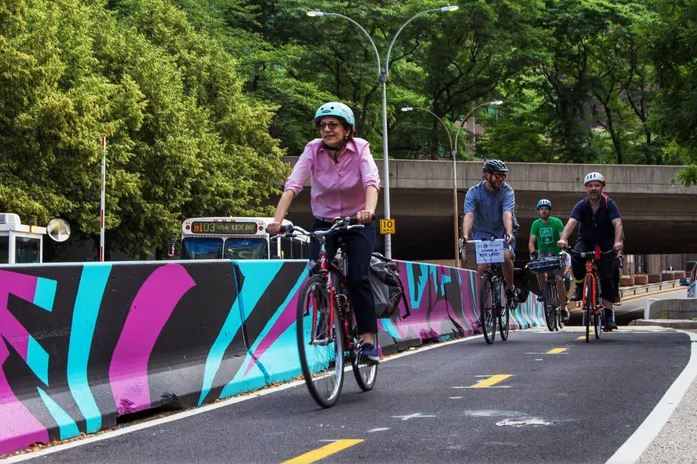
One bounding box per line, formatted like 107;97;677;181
570;286;582;301
562;308;570;322
359;343;380;365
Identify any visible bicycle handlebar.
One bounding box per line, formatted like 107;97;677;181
269;217;364;240
564;247;616;260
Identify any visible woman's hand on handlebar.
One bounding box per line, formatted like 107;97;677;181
266;222;283;236
613;241;624;253
557;239;568;249
356;209;374;224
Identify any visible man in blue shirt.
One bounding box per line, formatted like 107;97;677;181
557;171;624;331
462;159;518;304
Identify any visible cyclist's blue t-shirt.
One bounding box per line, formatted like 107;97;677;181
570;194;620;248
464;181;515;240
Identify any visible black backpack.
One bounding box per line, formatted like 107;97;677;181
369;252;411;319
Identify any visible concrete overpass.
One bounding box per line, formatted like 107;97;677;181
282;158;697;260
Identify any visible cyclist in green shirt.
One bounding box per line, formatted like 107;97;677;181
529;199;569;320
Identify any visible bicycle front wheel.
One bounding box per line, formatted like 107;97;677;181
297;275;345;408
352;334;378;392
555;285;564;330
543;281;556;332
480;274;496;344
583;274;595;343
594;312;603;339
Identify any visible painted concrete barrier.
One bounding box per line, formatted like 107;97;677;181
0;259;543;456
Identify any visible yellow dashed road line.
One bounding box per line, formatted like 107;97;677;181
470;374;512;388
281;439;364;464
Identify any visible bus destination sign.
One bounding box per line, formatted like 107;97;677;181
190;221;258;235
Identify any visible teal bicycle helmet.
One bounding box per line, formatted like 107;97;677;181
536;199;552;210
314;102;355;128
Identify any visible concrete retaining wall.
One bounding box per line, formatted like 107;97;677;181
646;298;697;320
0;259;543;456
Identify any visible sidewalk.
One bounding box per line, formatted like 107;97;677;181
637;326;697;464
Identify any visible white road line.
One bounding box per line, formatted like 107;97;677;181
606;330;697;464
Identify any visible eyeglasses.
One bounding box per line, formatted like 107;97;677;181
493;172;507;179
317;122;340;131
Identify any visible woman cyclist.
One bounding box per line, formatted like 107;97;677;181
267;102;381;363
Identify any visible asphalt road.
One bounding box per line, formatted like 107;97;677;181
16;326;691;464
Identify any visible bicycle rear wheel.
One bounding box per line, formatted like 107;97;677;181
543;281;556;331
480;274;496;344
297;275;344;408
352;334;378;391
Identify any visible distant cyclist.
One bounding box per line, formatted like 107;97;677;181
529;199;569;321
557;172;623;331
462;159;518;305
267;101;381;363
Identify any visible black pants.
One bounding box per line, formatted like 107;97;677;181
310;218;378;334
571;241;617;303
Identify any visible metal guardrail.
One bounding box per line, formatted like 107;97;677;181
620;279;682;298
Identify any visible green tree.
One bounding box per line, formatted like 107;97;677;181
641;0;697;184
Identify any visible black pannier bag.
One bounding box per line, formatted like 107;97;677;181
369;252;411;319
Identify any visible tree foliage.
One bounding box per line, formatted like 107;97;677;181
1;0;696;260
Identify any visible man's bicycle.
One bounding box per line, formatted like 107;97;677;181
567;246;616;343
462;238;513;345
275;218;377;408
527;253;568;332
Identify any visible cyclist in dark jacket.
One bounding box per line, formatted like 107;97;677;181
557;171;624;330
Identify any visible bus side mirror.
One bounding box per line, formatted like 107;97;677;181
167;239;178;257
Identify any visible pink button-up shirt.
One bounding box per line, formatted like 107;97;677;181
284;138;381;219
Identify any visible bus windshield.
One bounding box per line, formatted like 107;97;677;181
224;237;268;259
181;237;223;260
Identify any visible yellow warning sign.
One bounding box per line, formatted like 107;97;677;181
379;218;396;235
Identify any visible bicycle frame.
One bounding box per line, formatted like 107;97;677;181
316;240;353;351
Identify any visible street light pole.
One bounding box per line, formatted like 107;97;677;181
401;106;459;266
307;6;459;258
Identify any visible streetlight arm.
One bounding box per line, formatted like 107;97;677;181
385;6;457;75
310;12;381;77
453;100;503;155
402;106;454;155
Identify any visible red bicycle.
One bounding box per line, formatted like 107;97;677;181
275;218;377;408
568;246;616;342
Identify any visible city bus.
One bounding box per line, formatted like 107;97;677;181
180;217;309;260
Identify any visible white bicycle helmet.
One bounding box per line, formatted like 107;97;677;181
583;171;605;185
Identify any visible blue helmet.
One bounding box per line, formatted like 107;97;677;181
314;102;355;128
536;198;552;210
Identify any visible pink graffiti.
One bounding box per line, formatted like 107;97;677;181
0;270;49;454
108;264;195;415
